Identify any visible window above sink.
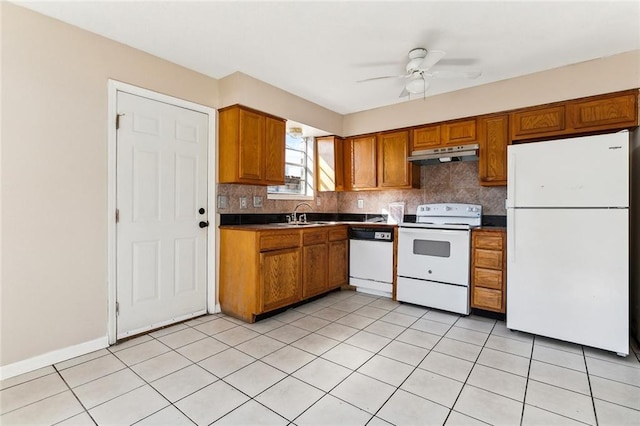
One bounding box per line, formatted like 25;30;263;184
268;120;330;201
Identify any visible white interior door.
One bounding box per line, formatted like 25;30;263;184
116;91;209;339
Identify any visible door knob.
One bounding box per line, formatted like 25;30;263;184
199;208;206;214
199;221;209;228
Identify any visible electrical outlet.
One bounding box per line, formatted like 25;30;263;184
357;199;364;209
253;196;263;208
217;195;228;209
239;196;248;209
316;197;321;206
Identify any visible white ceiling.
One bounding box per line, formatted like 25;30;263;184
16;1;640;115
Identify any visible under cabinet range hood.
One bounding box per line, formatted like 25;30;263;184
408;144;479;165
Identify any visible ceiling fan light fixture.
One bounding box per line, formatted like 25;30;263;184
287;127;303;138
405;77;428;94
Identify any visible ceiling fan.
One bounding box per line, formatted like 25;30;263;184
358;48;481;98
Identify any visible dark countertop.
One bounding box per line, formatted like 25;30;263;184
474;226;506;231
220;213;507;227
219;221;398;231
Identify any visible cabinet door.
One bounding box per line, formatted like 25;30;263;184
316;136;345;192
378;130;411;188
412;125;441;150
442;119;477;145
348;135;377;189
334;137;345;191
264;116;285;185
328;239;348;288
569;93;638;131
261;248;301;312
303;243;328;298
238;108;265;181
479;115;509;186
510;105;566;140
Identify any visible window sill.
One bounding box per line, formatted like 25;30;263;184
267;193;314;201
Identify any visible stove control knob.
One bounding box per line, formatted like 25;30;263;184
444;206;451;211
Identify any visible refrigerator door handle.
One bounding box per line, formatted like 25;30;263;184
507;209;515;263
506;151;515;208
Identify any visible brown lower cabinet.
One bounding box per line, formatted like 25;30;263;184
471;228;507;313
219;225;349;322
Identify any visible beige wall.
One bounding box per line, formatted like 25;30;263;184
219;72;343;135
344;50;640;136
0;3;218;368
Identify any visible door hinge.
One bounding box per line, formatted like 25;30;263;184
115;209;120;223
116;302;120;316
116;113;125;130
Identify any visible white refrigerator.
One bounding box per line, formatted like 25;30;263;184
506;131;629;355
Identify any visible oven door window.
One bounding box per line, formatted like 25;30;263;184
413;239;450;258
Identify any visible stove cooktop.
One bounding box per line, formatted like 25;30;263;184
408;203;483;228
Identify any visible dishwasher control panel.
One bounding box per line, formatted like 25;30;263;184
349;227;394;242
374;231;392;240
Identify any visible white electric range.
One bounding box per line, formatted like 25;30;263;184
396;203;482;315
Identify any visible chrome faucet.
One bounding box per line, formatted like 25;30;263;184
292;202;313;223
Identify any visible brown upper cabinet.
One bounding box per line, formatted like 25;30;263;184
510;90;638;142
315;136;345;192
218;105;286;185
478;114;510;186
378;130;419;188
412;119;477;151
345;134;378;190
344;130;419;191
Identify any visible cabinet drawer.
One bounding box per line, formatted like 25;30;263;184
260;231;300;251
473;268;503;290
474;249;503;270
303;230;328;246
328;226;348;241
473;232;504;250
472;287;503;312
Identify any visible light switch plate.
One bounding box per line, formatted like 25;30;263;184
239;196;248;209
357;199;364;209
253;196;263;208
217;195;228;209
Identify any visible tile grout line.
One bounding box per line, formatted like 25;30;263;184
441;317;499;426
51;364;98;426
583;345;600;426
519;334;536;426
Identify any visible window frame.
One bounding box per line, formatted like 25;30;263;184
267;136;315;201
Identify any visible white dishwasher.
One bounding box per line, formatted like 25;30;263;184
349;226;394;298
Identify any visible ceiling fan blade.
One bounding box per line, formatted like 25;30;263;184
417;50;446;70
399;87;410;98
427;70;482;79
357;74;410;83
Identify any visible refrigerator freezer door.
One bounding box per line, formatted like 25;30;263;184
507;132;629;208
507;208;628;354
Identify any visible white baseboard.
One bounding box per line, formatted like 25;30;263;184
213;303;221;314
0;336;109;381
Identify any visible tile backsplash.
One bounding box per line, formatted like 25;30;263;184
217;161;506;216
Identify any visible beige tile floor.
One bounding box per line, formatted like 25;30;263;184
2;289;640;425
